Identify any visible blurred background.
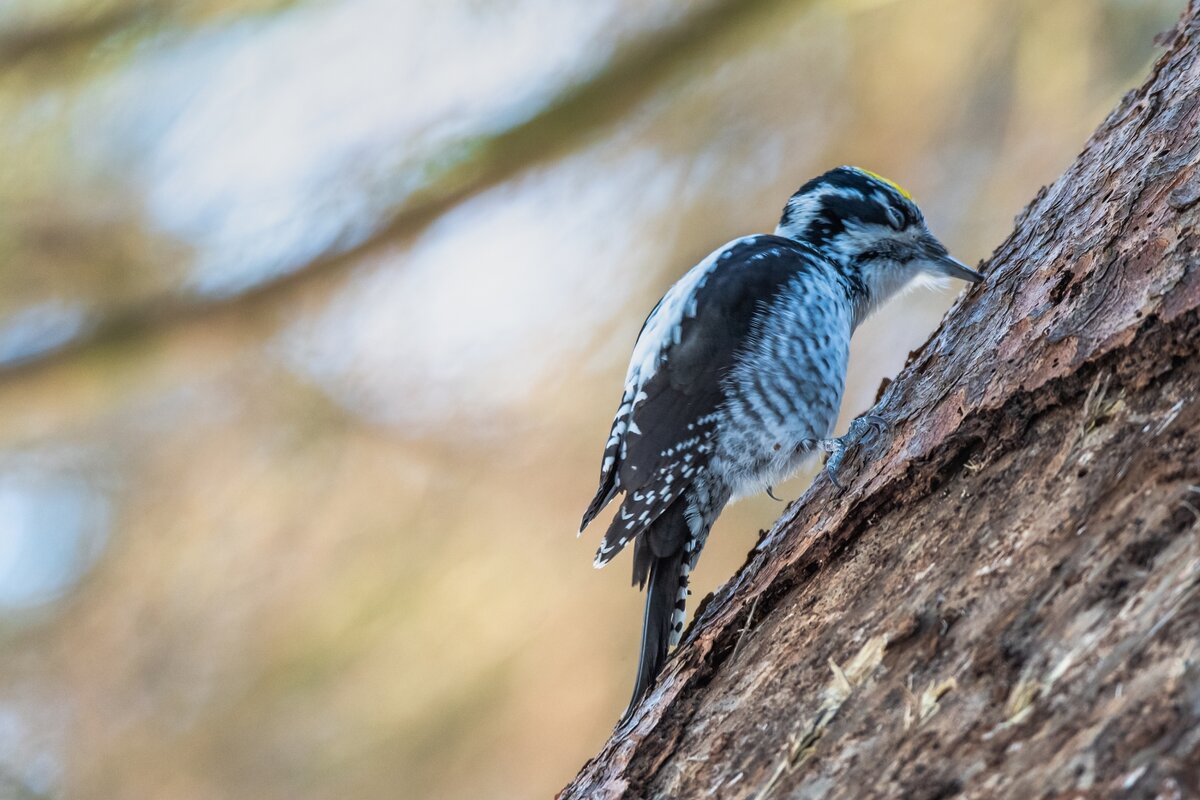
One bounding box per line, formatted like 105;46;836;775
0;0;1181;797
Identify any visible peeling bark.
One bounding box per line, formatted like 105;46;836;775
561;4;1200;799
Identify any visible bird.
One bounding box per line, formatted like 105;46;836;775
579;165;983;721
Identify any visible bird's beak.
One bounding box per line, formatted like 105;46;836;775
929;253;984;284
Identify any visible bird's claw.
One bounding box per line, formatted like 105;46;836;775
818;414;890;491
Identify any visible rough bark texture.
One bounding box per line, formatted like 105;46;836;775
562;5;1200;799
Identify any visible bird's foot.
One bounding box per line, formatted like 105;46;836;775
817;414;890;491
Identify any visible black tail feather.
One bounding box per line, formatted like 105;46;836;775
623;548;684;721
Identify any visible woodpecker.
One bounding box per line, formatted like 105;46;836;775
580;165;983;720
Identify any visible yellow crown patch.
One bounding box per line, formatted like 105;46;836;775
853;167;913;201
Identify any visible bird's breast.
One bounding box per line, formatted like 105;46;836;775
712;285;853;496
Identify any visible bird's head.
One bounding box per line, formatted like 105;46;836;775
776;166;982;296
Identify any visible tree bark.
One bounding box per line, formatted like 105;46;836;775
561;4;1200;799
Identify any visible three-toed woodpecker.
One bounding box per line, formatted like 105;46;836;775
580;166;983;720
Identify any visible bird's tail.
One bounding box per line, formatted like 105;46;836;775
623;502;691;721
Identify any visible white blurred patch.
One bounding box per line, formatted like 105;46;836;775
280;148;689;432
0;462;109;610
0;696;67;798
0;302;89;367
85;0;685;297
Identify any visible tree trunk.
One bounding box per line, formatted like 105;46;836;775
561;4;1200;799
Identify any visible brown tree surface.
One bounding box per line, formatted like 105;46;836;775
562;4;1200;798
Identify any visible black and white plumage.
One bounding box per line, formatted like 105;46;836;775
580;166;983;719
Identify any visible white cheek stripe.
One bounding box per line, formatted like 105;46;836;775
775;186;846;240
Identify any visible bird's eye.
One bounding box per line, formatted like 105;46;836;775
885;206;906;231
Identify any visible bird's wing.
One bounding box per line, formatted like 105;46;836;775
581;235;765;532
582;235;825;565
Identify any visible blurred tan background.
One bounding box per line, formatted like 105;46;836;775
0;1;1181;797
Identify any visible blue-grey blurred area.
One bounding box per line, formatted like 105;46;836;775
0;0;1180;797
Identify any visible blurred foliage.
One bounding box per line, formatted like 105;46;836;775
0;0;1182;798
